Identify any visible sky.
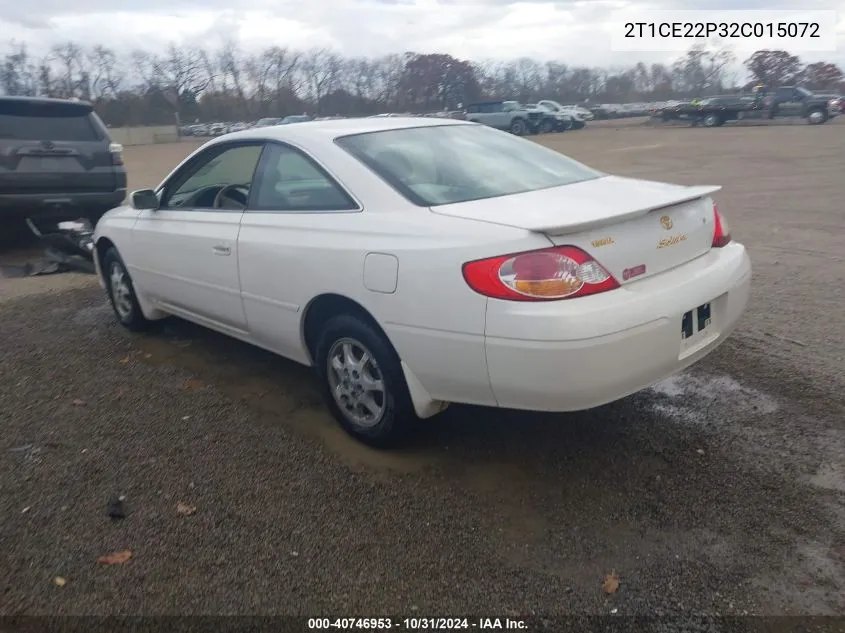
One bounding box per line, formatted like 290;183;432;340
0;0;843;71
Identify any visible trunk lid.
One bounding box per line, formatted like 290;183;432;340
0;99;117;195
431;175;719;283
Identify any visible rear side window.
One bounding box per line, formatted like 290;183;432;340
0;101;100;142
251;143;357;211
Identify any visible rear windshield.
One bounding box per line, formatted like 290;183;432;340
0;101;100;142
335;124;601;207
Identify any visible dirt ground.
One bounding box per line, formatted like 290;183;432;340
1;118;844;618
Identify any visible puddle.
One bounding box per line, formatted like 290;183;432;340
647;373;779;423
810;463;845;493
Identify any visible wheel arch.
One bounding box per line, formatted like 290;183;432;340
300;292;447;418
94;236;117;283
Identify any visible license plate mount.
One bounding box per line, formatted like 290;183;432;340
680;300;717;355
682;302;712;339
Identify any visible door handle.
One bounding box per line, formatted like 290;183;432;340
212;244;231;256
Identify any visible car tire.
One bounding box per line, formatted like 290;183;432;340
510;118;527;135
702;113;722;128
314;314;417;448
102;247;152;332
807;109;827;125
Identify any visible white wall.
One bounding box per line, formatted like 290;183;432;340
107;125;180;146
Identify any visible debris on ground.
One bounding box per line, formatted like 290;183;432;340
12;218;97;276
71;399;86;407
602;572;620;594
96;549;132;565
182;378;204;391
53;576;67;587
106;496;127;520
176;502;197;516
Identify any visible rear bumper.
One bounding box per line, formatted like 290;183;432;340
0;189;127;217
484;242;751;411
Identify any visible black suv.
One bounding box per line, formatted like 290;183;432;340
0;96;127;225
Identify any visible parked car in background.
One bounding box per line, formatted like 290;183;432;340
228;122;251;133
281;115;311;124
254;118;282;128
813;93;844;114
0;96;127;226
537;100;595;122
208;123;229;136
93;117;750;448
524;103;572;132
657;87;837;126
464;100;544;135
532;102;587;130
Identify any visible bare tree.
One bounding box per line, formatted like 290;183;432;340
87;45;123;100
300;48;342;112
5;38;841;124
51;41;83;97
0;41;37;96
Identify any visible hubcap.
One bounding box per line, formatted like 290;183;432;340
109;262;133;320
326;338;386;428
809;111;823;123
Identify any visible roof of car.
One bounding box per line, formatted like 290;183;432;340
0;95;93;109
218;116;471;145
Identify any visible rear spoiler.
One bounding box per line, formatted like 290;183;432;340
537;185;722;236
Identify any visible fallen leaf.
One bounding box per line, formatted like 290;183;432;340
696;449;706;456
54;576;67;587
144;354;152;359
71;399;86;406
602;572;620;594
119;357;130;364
182;379;204;391
97;550;132;565
176;502;197;516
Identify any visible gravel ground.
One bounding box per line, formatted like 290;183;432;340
1;120;844;618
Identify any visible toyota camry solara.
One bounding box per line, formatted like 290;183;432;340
93;117;751;447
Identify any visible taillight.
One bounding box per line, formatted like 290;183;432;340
712;203;731;248
462;245;619;301
109;142;124;166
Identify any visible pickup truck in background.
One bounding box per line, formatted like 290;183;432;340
464;100;548;135
657;86;839;127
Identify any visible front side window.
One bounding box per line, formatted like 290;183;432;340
336;123;601;207
251;143;357;212
163;144;264;210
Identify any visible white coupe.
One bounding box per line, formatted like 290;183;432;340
93;118;751;447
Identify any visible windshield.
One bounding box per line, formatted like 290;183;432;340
335;124;602;207
539;101;560;111
796;87;813;97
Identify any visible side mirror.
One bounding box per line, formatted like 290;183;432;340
131;189;159;210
